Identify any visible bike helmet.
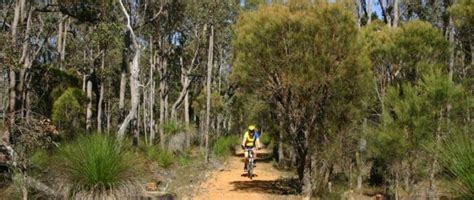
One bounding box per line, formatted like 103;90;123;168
248;125;256;131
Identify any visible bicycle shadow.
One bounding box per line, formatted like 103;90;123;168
229;178;300;195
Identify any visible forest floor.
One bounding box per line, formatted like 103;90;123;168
188;149;301;200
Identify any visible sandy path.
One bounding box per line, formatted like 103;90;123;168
190;149;300;200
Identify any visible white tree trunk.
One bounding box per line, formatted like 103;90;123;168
117;0;141;139
393;0;399;28
97;55;105;132
86;73;93;132
11;0;21;38
367;0;372;24
448;15;455;82
205;24;214;163
170;58;192;121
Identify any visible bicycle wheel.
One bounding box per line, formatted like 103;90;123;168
248;159;253;179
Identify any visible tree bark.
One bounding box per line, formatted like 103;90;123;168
86;72;93;132
204;24;214;163
159;57;168;148
448;15;455;82
355;0;362;28
11;0;21;38
97;54;105;132
117;0;141;140
170;56;193;121
367;0;372;24
119;31;130;122
393;0;399;28
378;0;392;27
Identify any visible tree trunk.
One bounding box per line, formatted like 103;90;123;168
301;151;312;199
159;58;167;149
97;55;105;132
3;0;27;144
205;24;214;163
356;0;362;28
278;117;284;164
119;31;130;122
106;101;111;134
86;72;93;132
448;15;455;82
149;37;156;146
367;0;372;24
395;171;399;200
184;90;190;125
11;0;21;38
170;57;191;121
2;70;16;144
393;0;399;28
379;0;392;27
117;0;141;140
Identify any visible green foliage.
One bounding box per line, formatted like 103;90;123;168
55;134;144;198
29;64;81;115
51;88;86;138
139;144;174;168
370;69;468;194
162;121;187;135
212;135;239;158
437;128;474;199
449;0;474;28
361;20;448;83
178;152;192;167
259;132;272;147
29;149;50;170
156;150;174;168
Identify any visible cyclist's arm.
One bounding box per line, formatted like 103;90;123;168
241;136;246;147
255;138;261;149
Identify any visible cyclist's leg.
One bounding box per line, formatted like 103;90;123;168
252;148;257;167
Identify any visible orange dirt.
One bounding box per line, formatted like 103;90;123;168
189;149;301;200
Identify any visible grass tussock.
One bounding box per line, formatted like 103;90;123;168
140;145;175;168
54;134;145;199
437;130;474;199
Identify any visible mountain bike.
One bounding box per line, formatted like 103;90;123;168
244;148;255;179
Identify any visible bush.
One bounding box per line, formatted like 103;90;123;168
437;129;474;199
55;134;144;199
259;132;272;147
51;88;86;138
213;135;239;158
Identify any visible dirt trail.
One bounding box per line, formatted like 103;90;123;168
190;149;300;200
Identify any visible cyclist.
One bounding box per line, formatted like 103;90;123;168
241;125;261;171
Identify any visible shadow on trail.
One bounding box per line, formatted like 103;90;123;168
229;178;301;195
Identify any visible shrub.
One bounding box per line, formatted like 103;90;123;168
51;88;86;138
157;150;174;168
213;135;239;158
437;129;474;199
54;134;144;199
259;132;272;147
